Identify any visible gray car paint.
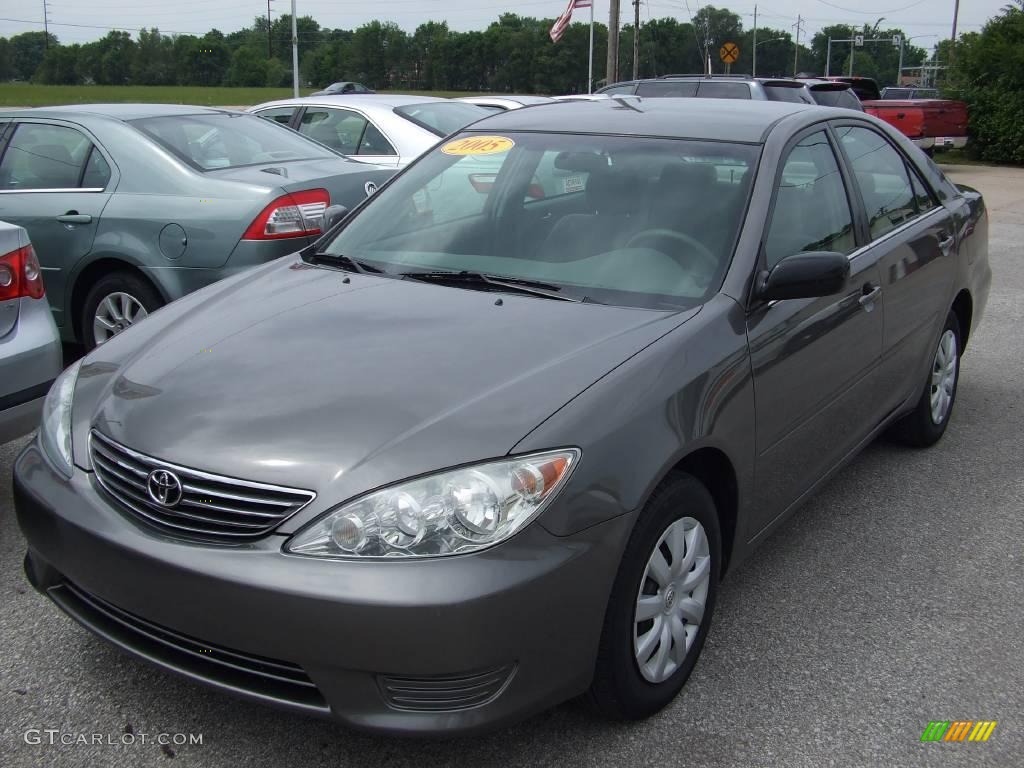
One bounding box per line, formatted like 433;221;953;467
0;105;395;343
0;222;62;442
14;100;990;734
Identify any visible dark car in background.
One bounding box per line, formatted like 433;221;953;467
0;105;394;348
15;99;989;735
311;81;375;96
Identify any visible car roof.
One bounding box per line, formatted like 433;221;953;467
256;94;448;109
1;103;235;121
465;97;824;144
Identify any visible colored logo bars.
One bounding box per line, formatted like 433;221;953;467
920;721;998;742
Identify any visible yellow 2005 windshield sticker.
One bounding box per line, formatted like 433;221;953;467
441;136;515;156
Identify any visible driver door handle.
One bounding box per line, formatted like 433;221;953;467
859;285;881;309
56;212;92;224
938;234;955;254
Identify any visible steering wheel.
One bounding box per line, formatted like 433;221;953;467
625;228;718;272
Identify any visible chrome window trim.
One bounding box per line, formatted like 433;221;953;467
0;187;106;194
846;206;946;261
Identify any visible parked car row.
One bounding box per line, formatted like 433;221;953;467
11;93;989;738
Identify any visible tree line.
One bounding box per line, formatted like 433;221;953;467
0;6;927;94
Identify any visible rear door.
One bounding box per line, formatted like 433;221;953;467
746;127;885;534
0;120;115;330
296;107;401;167
832;122;957;415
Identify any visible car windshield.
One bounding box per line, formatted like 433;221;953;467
811;88;861;109
392;102;491;137
319;131;760;310
130;113;336;171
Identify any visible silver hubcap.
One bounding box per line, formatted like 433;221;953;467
634;516;711;684
930;329;958;424
93;291;148;345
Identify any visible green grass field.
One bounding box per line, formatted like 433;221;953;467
0;83;470;108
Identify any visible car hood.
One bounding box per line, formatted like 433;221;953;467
73;257;697;528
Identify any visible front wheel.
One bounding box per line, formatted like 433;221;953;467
587;473;720;720
890;310;961;447
81;272;164;349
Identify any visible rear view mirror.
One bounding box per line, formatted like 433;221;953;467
758;251;850;301
323;204;349;231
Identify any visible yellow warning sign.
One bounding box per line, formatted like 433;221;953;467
720;42;740;64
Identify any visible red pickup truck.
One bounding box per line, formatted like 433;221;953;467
826;76;969;154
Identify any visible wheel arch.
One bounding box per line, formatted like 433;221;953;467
69;257;168;343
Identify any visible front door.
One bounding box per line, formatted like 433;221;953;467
746;128;885;536
0;120;114;329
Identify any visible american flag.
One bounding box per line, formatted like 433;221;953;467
549;0;591;43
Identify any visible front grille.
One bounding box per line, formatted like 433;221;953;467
89;430;315;540
50;581;328;713
379;665;516;712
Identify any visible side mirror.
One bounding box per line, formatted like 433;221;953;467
758;251;850;302
322;204;349;231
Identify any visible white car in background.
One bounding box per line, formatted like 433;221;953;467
249;95;490;168
454;95;555;112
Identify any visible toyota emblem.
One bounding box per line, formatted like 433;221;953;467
146;469;183;507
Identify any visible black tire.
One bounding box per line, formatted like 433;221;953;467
889;310;962;447
586;472;721;720
80;271;164;350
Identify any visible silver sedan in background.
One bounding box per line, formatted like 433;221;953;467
248;95;490;167
0;221;61;443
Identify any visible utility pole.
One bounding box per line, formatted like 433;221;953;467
607;0;620;85
950;0;960;64
792;14;803;77
632;0;640;80
42;0;49;51
752;5;758;79
291;0;299;97
267;0;273;58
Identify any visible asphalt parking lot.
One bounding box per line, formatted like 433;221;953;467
1;164;1022;767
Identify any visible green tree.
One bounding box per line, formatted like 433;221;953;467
226;45;269;87
131;28;175;85
0;38;11;81
36;44;82;84
9;31;57;80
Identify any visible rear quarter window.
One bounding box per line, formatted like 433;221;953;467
636;81;698;97
696;82;751;100
764;85;809;103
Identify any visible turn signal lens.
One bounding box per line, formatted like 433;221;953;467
0;244;45;301
286;449;580;559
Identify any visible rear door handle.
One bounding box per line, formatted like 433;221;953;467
859;285;881;309
56;213;92;224
938;234;955;254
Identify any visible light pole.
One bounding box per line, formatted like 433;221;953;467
291;0;299;97
898;34;938;85
752;38;786;77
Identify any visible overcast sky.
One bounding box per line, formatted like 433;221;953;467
0;0;1005;52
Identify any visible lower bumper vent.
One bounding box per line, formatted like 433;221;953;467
379;664;516;712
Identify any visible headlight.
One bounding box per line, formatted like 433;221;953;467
285;449;579;559
39;360;81;478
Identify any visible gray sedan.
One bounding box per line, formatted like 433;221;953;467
249;95;490;167
14;99;990;735
0;221;61;443
0;105;394;348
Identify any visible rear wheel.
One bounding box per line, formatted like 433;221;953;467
890;310;961;447
587;473;720;720
81;272;163;349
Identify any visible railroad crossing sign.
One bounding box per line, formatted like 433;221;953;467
720;42;740;64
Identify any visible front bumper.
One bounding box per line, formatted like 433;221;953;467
14;441;632;735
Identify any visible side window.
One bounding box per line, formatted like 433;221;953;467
601;84;638;95
81;146;111;189
298;108;367;155
836;125;918;239
255;107;297;126
409;150;512;227
696;82;751;99
764;130;856;268
0;123;92;190
636;81;698;97
357;121;397;156
909;169;935;214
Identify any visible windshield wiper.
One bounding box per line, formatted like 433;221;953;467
303;250;383;274
397;270;583;302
